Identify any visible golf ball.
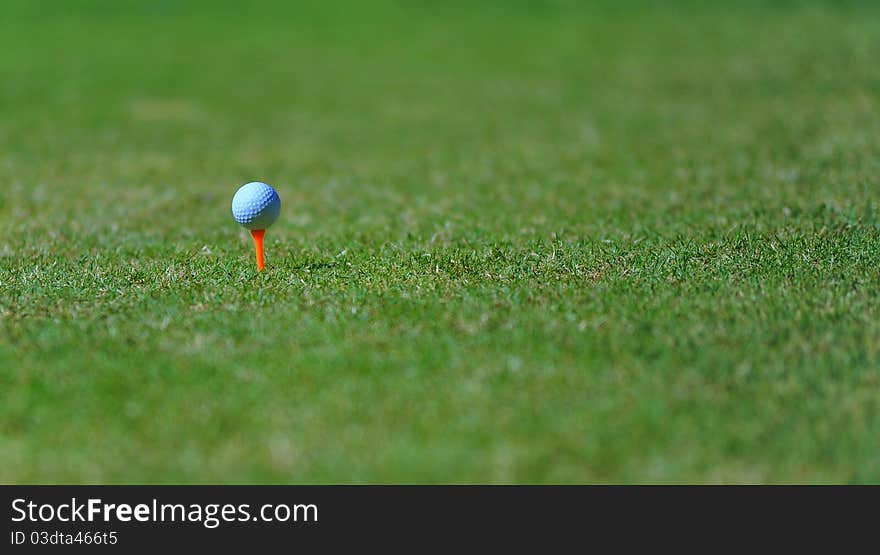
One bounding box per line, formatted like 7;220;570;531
231;182;281;230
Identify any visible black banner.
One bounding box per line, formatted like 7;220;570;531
1;486;874;550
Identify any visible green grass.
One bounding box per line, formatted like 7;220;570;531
1;0;879;483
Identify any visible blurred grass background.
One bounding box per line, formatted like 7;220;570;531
1;1;879;482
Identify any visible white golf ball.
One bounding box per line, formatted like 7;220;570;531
231;182;281;230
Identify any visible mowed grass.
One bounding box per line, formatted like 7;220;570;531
1;1;879;483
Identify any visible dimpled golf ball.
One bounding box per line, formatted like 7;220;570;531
231;182;281;230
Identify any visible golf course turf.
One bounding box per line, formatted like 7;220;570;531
1;1;879;483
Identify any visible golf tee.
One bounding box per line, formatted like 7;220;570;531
251;229;266;271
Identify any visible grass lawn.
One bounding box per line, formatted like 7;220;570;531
1;1;879;483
